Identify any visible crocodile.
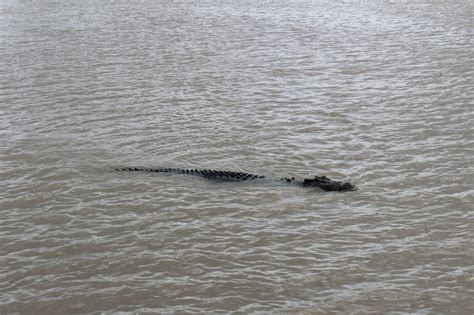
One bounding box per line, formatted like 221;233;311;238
115;167;356;192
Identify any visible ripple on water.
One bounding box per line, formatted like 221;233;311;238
1;0;473;314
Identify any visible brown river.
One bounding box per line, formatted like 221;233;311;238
1;0;473;313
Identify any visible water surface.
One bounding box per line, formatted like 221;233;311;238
1;0;473;313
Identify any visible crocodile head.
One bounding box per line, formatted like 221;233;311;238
303;175;356;192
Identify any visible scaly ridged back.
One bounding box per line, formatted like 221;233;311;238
115;167;265;182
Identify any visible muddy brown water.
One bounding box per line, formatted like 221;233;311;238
1;0;473;313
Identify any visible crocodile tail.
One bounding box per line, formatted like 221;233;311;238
115;167;265;181
115;167;141;171
115;167;172;172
